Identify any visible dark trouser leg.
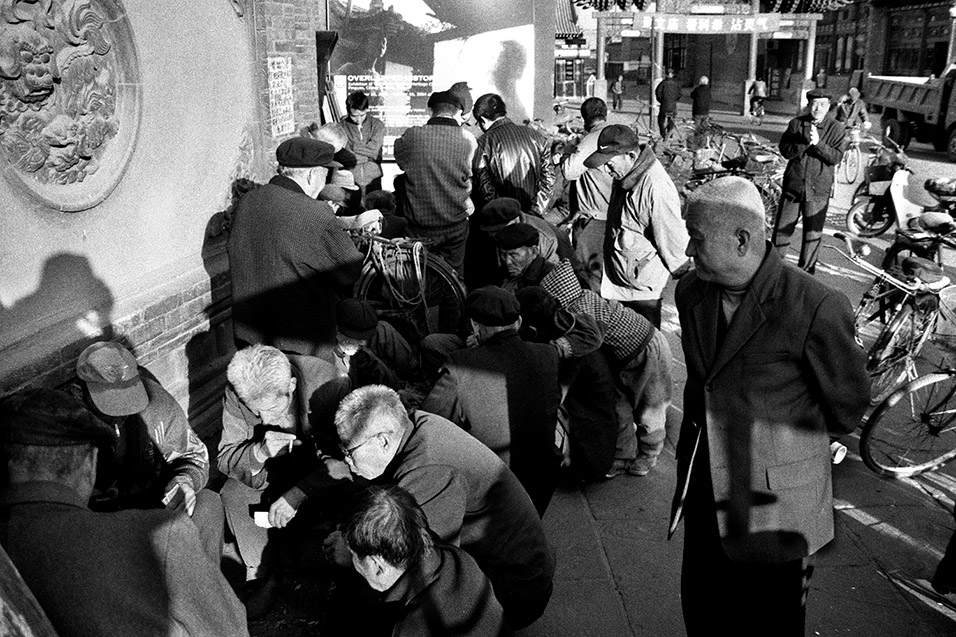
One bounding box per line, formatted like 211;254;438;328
658;111;668;137
221;477;273;581
621;298;662;329
798;196;829;274
572;218;605;293
191;488;226;566
773;193;803;258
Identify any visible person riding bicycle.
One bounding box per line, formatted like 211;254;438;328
748;76;767;116
837;87;870;131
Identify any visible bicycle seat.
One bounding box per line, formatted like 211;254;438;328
925;177;956;201
901;255;947;284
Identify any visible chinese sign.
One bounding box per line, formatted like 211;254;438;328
267;57;295;138
631;13;782;34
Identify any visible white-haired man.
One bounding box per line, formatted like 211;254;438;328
671;177;869;635
218;344;350;617
324;384;555;629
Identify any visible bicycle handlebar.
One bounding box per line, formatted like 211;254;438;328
829;232;924;295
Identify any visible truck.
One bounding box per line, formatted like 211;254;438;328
863;65;956;161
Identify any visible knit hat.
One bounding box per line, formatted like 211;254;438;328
494;222;539;250
478;198;522;232
76;342;148;417
337;298;378;341
0;387;115;446
465;286;520;327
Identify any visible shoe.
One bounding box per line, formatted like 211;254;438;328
627;455;658;477
605;459;629;479
243;575;279;620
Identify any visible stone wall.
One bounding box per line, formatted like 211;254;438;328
0;0;329;437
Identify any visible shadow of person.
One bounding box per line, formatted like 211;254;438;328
0;253;115;391
491;40;529;124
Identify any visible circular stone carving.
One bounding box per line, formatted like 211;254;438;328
0;0;141;212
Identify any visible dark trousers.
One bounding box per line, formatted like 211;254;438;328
772;191;829;274
681;504;814;637
658;110;676;137
408;220;469;280
612;92;623;109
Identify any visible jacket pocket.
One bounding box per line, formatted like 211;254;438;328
765;455;823;491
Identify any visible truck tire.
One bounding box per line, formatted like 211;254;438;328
882;118;911;149
948;127;956;162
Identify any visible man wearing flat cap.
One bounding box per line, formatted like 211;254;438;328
0;388;249;636
228;136;364;358
774;88;845;274
584;123;689;328
422;286;562;516
69;341;224;563
493;222;556;293
394;90;477;278
332;297;417;388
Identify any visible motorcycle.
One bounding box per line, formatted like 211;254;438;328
845;164;956;238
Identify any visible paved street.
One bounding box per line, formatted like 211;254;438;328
516;102;956;636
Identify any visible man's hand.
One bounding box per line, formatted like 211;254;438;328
162;479;197;517
256;430;300;461
179;481;197;517
269;486;307;528
323;456;353;481
322;529;352;568
809;124;820;146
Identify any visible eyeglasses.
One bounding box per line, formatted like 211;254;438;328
341;433;381;461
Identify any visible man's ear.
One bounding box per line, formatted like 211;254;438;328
370;554;389;577
288;376;298;395
735;228;752;255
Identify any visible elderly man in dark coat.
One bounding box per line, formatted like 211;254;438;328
421;286;562;515
672;177;869;636
774;88;845;274
327;385;556;630
228;137;364;357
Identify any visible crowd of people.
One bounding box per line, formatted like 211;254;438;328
0;84;895;637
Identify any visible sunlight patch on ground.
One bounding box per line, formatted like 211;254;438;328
834;498;944;562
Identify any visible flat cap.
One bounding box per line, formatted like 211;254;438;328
76;342;148;417
494;222;539;249
427;90;463;111
478;198;522;232
584;124;641;169
465;286;521;327
806;88;830;101
0;388;115;447
337;298;378;341
276;137;337;168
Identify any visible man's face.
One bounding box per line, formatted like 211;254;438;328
809;97;829;123
499;246;537;278
341;429;394;479
685;209;741;287
245;378;296;428
349;108;368;124
336;333;367;357
604;152;635;180
350;552;401;592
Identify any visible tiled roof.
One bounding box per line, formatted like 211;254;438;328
557;0;583;39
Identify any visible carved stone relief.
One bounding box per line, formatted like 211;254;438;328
0;0;140;211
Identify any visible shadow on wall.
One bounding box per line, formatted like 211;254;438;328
491;40;529;124
0;253;115;392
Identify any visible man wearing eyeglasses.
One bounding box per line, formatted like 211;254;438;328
324;384;556;630
217;344;350;618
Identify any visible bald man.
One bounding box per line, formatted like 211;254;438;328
670;177;869;636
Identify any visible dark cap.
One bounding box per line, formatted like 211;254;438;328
427;91;463;111
806;88;831;102
465;286;521;327
0;388;115;447
494;222;539;250
478;198;522;232
276;137;337;168
584;124;641;168
337;298;378;341
449;82;474;113
76;342;148;417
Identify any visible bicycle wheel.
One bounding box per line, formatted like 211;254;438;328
844;147;861;184
867;304;935;403
845;197;894;237
861;371;956;478
355;251;467;337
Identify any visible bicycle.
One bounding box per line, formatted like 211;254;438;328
860;365;956;478
838;125;863;184
347;232;467;339
832;232;956;403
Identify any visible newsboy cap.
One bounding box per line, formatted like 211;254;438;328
465;286;521;327
276;137;337;168
494;222;539;250
806;88;830;102
76;342;148;417
427;90;464;111
584;124;642;169
0;387;115;447
336;298;378;341
479;198;522;232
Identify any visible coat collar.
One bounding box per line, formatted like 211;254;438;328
426;116;461;127
381;544;443;604
269;174;306;195
620;144;658;190
689;243;780;378
0;481;88;509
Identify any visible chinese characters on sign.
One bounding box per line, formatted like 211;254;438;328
268;57;295;138
631;13;781;34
